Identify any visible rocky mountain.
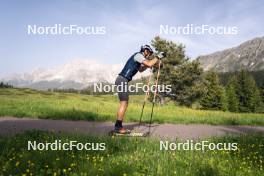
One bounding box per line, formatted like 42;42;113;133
197;36;264;72
4;36;264;90
1;59;148;90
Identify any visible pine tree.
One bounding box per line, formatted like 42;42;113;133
220;87;228;111
200;71;226;110
226;76;239;112
260;81;264;103
236;69;261;112
151;36;203;107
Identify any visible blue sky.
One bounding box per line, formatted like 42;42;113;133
0;0;264;77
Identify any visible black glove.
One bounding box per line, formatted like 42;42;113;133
157;52;166;59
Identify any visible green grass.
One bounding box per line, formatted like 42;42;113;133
0;130;263;175
0;88;264;125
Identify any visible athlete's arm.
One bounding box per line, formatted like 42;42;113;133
142;57;159;68
138;64;148;72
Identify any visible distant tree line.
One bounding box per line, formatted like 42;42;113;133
49;81;146;95
219;70;264;87
0;82;13;88
200;69;263;113
48;88;80;93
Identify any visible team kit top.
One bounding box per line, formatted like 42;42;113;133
119;52;146;81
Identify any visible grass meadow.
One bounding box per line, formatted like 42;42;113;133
0;130;263;175
0;88;263;125
0;88;264;175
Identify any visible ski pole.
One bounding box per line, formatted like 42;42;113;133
139;68;152;126
148;60;162;135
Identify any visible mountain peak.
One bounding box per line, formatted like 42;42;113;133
1;59;149;90
197;36;264;72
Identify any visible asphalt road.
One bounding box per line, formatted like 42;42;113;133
1;117;264;140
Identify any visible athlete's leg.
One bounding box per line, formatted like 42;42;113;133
117;101;128;121
115;100;128;130
114;75;129;133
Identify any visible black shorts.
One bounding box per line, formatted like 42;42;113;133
115;75;129;101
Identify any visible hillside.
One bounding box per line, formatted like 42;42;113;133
197;37;264;72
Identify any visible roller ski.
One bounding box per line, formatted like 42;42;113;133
109;127;149;137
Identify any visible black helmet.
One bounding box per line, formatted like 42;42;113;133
140;45;153;54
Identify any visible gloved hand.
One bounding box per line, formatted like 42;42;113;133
157;52;166;59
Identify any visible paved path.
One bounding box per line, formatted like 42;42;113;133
0;117;264;140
